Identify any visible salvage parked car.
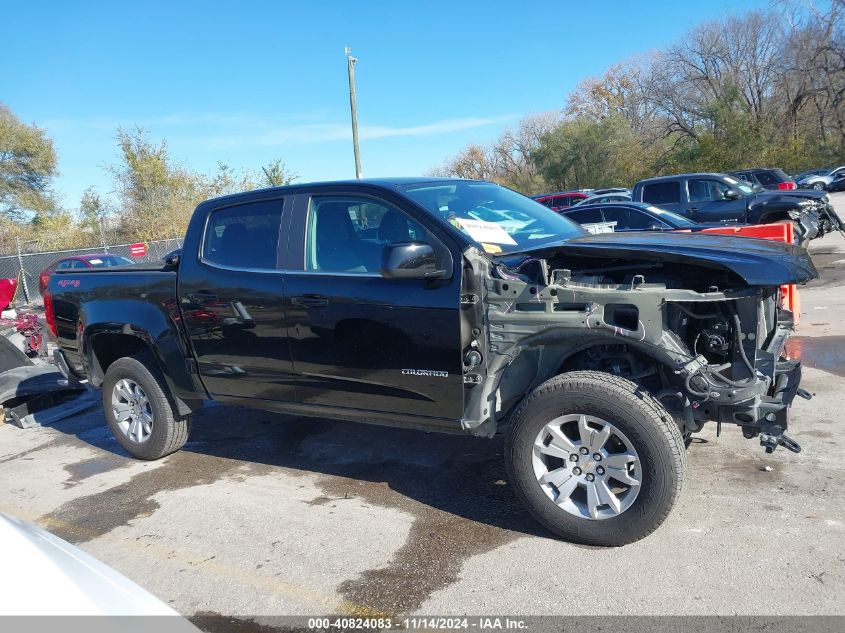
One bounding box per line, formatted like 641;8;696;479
793;166;845;191
729;168;797;191
571;190;632;207
828;173;845;192
562;201;746;235
532;190;588;210
48;178;817;546
38;253;132;296
631;173;843;242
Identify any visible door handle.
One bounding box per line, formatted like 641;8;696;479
688;207;699;213
292;295;329;307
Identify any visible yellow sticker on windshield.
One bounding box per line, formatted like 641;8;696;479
481;242;503;254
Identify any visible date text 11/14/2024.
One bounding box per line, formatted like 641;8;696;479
307;617;528;630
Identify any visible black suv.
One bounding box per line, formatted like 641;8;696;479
729;168;797;191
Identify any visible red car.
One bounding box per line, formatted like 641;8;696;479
39;254;133;296
532;191;589;211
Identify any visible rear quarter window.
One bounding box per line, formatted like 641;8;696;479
755;171;777;186
203;200;284;270
567;209;603;224
641;182;680;205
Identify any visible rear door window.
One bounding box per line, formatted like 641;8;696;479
755;171;777;186
203;199;284;270
626;208;663;229
641;182;680;205
600;207;630;230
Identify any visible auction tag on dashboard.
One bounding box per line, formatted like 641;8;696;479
480;242;503;254
455;219;517;245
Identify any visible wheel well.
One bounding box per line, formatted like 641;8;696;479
89;333;151;386
559;343;661;382
758;210;790;224
497;341;668;429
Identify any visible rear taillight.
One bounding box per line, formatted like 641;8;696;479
43;289;58;337
777;181;797;190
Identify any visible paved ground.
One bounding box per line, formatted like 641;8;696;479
2;195;844;623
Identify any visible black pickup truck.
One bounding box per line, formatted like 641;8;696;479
47;178;817;546
631;172;843;242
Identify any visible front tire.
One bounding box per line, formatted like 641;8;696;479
505;371;685;546
812;182;826;191
102;354;190;460
788;220;810;247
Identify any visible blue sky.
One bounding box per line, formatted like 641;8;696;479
2;0;770;209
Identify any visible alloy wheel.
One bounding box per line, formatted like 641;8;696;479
111;378;154;443
532;414;642;520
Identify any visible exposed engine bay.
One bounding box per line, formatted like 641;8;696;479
459;246;813;454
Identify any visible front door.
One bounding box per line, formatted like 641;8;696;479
177;195;296;401
284;191;463;420
685;177;747;222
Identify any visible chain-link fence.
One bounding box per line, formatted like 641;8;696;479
0;238;184;307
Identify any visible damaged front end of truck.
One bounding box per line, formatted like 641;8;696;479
460;232;818;454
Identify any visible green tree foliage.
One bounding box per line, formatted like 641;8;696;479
437;1;845;192
532;115;644;190
78;186;114;246
108;126;205;242
0;102;58;221
260;159;297;187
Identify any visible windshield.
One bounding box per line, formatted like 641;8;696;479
400;181;586;254
645;205;697;227
723;176;756;195
87;255;133;267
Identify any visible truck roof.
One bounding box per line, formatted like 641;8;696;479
202;177;478;205
635;173;727;184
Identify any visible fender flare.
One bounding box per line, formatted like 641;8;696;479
81;322;202;417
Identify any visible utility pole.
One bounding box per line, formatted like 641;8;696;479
345;46;362;179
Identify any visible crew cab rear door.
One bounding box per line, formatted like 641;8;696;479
283;186;464;420
177;193;296;401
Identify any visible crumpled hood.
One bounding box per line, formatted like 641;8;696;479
506;231;819;286
757;189;828;202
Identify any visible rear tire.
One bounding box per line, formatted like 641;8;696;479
102;354;190;460
505;371;685;546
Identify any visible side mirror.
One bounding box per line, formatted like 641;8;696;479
164;251;180;269
380;243;443;280
725;189;741;200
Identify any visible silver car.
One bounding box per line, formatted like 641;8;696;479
794;166;845;191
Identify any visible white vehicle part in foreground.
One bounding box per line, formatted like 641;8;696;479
0;512;195;622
